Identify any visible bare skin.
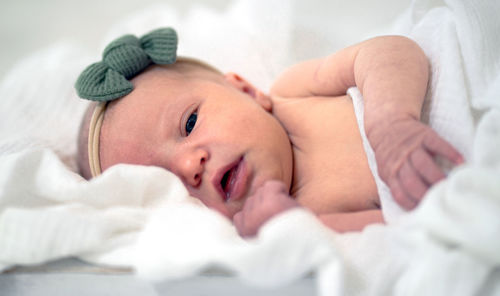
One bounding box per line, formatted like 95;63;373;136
82;36;464;237
233;36;463;236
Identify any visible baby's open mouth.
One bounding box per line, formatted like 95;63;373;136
220;168;232;196
221;160;239;201
214;157;248;202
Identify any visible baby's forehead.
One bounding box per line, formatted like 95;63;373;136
103;68;198;128
104;62;226;128
136;62;222;82
130;65;185;87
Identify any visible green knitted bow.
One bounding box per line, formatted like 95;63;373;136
75;27;178;102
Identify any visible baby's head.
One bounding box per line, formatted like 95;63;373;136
76;28;293;218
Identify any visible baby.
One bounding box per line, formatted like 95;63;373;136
76;28;463;237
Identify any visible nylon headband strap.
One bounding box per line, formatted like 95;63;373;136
88;102;107;177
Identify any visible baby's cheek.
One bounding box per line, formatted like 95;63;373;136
184;187;206;203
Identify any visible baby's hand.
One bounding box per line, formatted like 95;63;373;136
369;118;464;210
233;180;300;237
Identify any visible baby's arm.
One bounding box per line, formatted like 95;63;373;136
271;36;463;209
271;36;427;116
318;210;384;233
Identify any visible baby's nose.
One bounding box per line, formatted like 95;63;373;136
177;149;208;187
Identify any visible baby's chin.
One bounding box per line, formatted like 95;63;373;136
222;198;247;220
195;195;243;220
201;173;288;220
220;177;277;219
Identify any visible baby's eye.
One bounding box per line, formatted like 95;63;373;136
185;112;197;136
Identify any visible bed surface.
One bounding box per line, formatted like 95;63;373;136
1;259;314;296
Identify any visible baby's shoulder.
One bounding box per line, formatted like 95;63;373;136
269;58;325;98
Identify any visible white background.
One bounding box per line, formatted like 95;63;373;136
0;0;411;80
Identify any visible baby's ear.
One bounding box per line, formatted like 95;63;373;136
224;72;272;112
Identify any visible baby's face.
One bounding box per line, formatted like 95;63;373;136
99;65;293;218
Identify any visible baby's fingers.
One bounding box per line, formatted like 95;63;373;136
410;149;446;185
233;211;246;236
388;178;418;210
398;161;429;203
424;132;464;165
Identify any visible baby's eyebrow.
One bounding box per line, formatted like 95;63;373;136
159;100;177;139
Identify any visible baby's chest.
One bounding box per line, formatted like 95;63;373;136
274;95;379;214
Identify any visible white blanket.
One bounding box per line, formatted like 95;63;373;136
1;0;500;295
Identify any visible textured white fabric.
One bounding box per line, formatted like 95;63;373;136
1;0;499;295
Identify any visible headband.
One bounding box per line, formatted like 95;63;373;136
75;27;177;102
75;28;178;177
87;102;107;176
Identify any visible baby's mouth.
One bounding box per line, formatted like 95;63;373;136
220;167;234;196
214;157;248;202
221;165;236;201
